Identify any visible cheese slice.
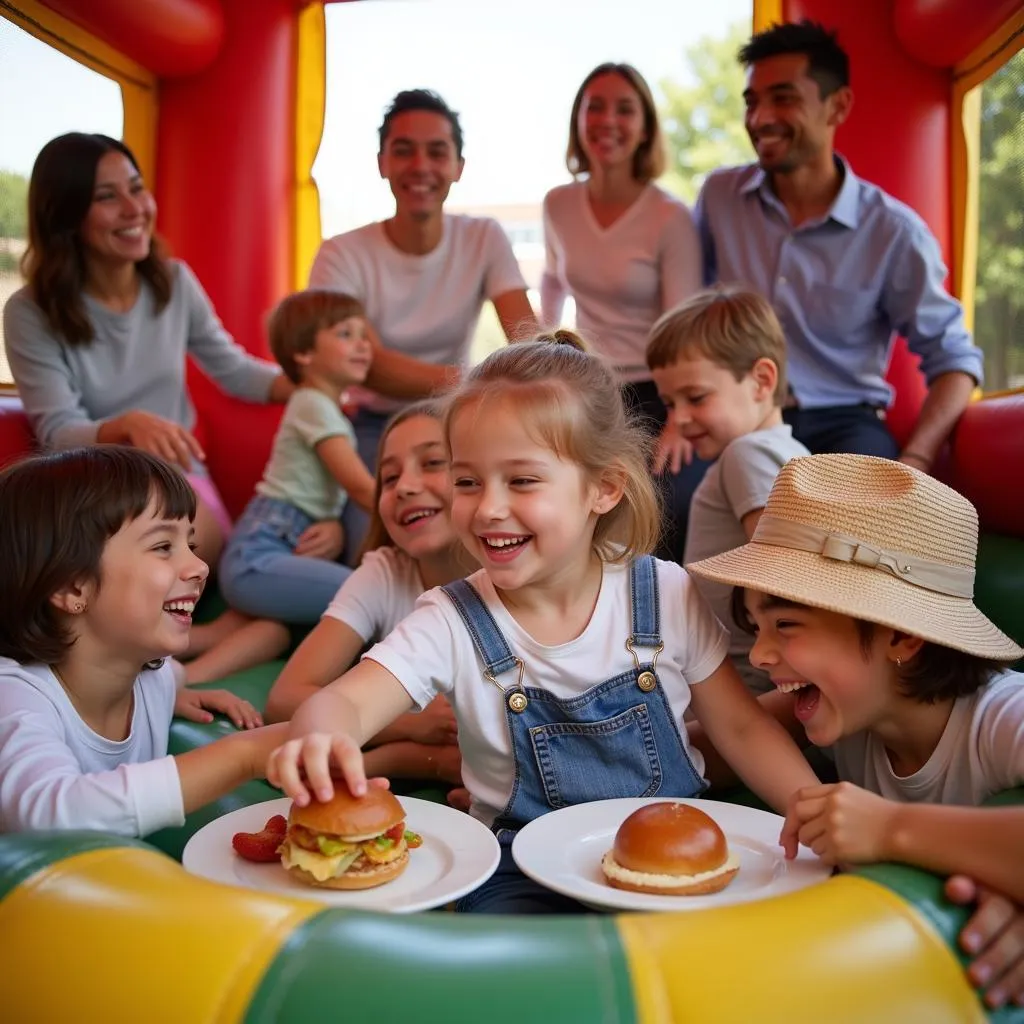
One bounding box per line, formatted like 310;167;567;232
281;843;360;882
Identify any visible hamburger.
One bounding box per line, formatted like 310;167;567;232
601;802;739;896
279;788;421;890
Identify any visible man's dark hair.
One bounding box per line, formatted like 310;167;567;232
738;20;849;98
378;89;464;158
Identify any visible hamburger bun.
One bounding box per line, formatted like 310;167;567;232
288;786;405;840
601;802;739;896
281;787;411;890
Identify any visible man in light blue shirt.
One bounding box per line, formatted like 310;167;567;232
695;20;983;473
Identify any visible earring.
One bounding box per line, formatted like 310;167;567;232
895;656;902;667
73;602;85;613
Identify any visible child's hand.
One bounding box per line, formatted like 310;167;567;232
266;731;381;806
652;422;693;475
778;782;899;865
946;875;1024;1009
174;688;263;730
294;520;344;560
408;696;458;746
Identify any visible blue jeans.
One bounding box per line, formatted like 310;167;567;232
455;841;588;914
784;404;899;458
340;408;391;567
219;495;351;624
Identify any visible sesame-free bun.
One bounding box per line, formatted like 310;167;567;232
288;850;410;890
288;787;405;839
601;802;739;896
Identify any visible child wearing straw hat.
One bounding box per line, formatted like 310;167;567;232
687;452;1024;1009
647;284;809;694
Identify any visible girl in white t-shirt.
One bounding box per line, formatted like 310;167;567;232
266;401;467;798
267;333;818;913
0;446;286;836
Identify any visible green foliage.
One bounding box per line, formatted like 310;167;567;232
656;21;751;203
974;49;1024;391
0;169;29;241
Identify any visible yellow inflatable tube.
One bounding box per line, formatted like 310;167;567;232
0;831;1000;1024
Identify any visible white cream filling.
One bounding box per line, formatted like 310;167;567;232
601;850;740;888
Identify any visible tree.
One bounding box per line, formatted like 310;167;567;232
0;170;29;241
657;21;751;204
974;49;1024;392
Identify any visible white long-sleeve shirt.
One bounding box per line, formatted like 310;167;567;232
0;658;184;836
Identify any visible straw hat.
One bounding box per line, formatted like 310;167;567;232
686;453;1023;661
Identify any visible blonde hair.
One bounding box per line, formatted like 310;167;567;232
444;330;661;562
267;290;365;384
566;63;666;183
645;285;789;405
358;400;446;561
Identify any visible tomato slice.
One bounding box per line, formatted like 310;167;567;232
384;822;405;842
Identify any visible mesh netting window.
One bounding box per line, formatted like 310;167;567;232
973;46;1024;392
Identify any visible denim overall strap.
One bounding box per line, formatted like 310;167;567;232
629;554;661;647
441;579;519;679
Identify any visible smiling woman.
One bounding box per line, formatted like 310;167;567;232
1;132;290;569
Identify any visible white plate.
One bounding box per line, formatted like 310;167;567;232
182;796;500;913
512;797;831;913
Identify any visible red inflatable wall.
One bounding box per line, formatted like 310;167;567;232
156;0;297;518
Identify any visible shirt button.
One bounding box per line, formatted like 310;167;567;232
778;276;787;286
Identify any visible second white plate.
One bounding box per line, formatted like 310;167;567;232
512;797;832;912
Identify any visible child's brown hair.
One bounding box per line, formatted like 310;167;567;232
0;446;195;664
267;290;365;384
646;285;789;405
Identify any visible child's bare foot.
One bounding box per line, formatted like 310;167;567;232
446;787;471;812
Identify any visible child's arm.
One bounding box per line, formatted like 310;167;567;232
265;617;366;722
173;724;288;814
688;658;820;815
266;659;416;804
687;688;804;789
266;619;456;749
781;782;1024;902
315;435;376;512
0;696;279;835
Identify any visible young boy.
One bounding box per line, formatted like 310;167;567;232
687;452;1024;1009
647;285;809;692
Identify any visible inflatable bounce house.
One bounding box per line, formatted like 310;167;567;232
0;0;1022;1021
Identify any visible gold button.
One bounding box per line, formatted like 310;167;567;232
637;671;657;692
508;692;528;713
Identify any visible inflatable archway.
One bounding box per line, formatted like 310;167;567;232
0;1;1022;1021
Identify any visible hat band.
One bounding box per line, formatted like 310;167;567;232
753;515;975;599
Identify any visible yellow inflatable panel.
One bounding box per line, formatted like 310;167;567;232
618;875;985;1024
0;846;321;1024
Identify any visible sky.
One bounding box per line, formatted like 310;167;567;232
0;0;751;234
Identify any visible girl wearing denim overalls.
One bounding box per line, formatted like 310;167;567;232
268;333;820;913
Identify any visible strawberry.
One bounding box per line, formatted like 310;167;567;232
232;813;288;863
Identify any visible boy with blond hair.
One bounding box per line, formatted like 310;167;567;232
647;285;808;692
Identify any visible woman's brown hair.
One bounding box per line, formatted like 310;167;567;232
21;133;172;345
566;63;666;183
